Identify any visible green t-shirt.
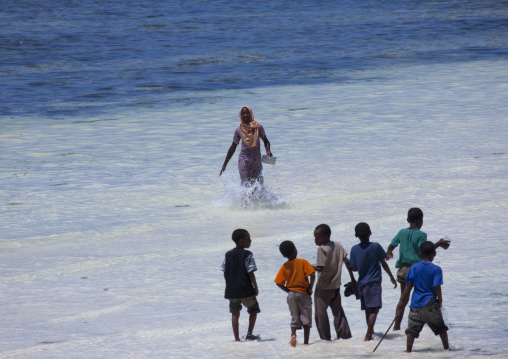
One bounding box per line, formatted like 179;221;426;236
390;228;427;268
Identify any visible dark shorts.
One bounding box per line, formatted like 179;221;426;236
397;263;412;284
229;296;260;314
405;300;448;338
359;282;382;310
287;291;312;328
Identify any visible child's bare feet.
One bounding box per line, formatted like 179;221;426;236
245;333;257;341
290;334;297;347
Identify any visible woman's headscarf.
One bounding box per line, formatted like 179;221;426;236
238;106;259;148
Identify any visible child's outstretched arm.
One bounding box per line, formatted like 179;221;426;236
434;284;444;308
434;238;451;250
380;258;397;288
249;271;259;296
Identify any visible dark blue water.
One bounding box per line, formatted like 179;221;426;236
1;0;507;118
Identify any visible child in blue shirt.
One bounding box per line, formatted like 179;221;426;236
396;241;449;352
349;222;397;341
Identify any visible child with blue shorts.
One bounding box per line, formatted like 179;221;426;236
349;222;397;341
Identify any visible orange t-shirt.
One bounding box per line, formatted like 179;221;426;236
274;258;315;294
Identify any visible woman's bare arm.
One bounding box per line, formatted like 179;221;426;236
220;142;238;176
261;134;272;157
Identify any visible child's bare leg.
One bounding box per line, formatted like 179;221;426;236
290;327;297;347
232;310;241;341
394;282;407;330
303;325;310;344
440;330;449;350
364;307;379;341
406;333;415;352
246;312;257;338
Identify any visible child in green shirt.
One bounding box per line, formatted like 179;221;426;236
386;208;450;330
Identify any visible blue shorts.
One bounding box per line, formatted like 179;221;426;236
359;282;382;310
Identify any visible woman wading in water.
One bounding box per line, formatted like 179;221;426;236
220;106;273;185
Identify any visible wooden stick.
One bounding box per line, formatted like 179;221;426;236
372;317;396;352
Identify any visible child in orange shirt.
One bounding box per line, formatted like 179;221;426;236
275;240;316;346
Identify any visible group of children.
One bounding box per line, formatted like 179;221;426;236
220;208;451;352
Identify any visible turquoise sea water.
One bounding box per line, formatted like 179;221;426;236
2;0;507;118
1;1;508;358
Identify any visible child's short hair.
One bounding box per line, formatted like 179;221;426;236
231;229;249;244
407;207;424;223
279;240;296;258
354;222;372;240
315;223;331;237
419;241;435;257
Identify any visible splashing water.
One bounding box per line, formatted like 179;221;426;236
215;169;288;210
